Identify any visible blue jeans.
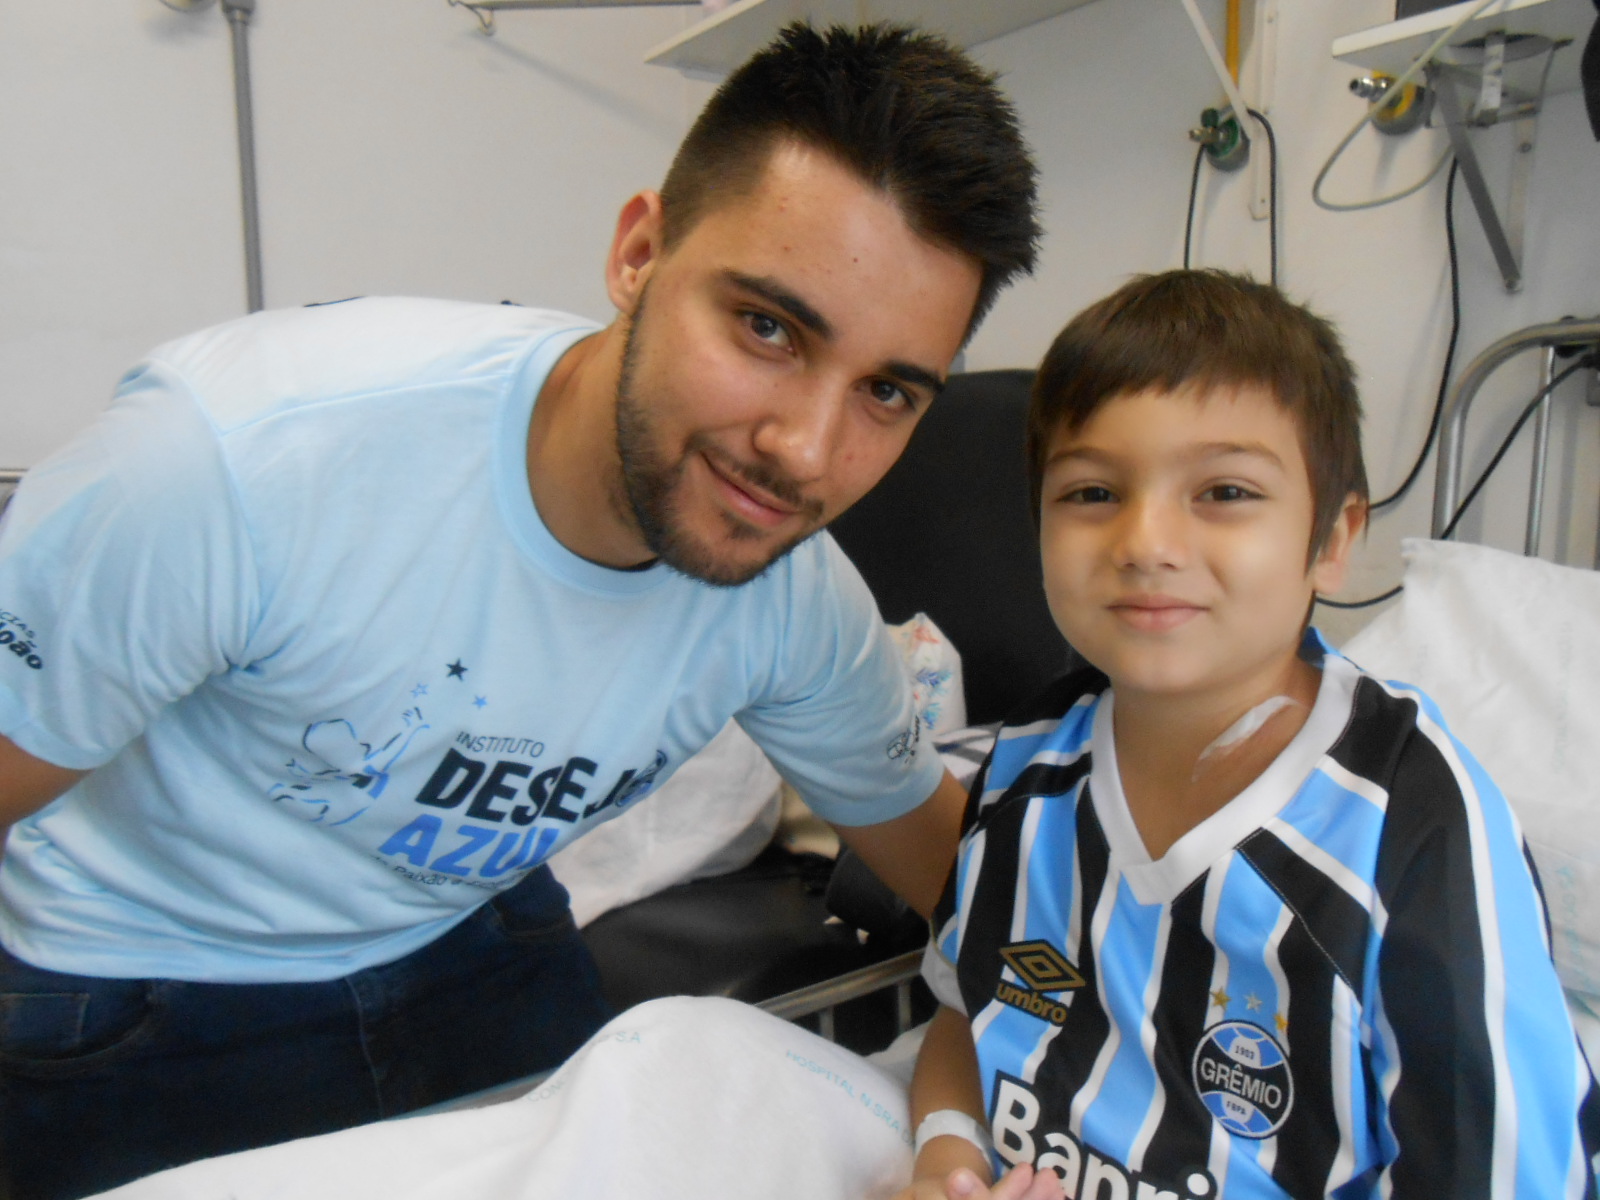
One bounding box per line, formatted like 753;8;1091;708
0;866;612;1200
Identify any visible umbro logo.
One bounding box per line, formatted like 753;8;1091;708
995;940;1085;1025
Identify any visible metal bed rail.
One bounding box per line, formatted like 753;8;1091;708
1433;318;1600;560
757;947;925;1044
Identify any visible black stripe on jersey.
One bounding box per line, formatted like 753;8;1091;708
1578;1070;1600;1191
1028;796;1116;1136
999;665;1109;729
1140;877;1222;1182
1522;841;1555;949
956;786;1030;1019
1265;911;1343;1197
1325;675;1410;786
1237;829;1371;997
1373;722;1494;1198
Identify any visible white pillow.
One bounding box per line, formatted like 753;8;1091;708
551;613;969;926
1341;538;1600;997
547;719;783;927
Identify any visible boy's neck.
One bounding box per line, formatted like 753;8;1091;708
1111;653;1322;861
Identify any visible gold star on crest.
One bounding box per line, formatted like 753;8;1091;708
1210;988;1231;1009
1275;1013;1289;1032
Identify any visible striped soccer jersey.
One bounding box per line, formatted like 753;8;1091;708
928;638;1600;1199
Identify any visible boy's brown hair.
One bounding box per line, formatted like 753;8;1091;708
1026;269;1368;559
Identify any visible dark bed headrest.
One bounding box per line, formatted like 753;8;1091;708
828;369;1077;726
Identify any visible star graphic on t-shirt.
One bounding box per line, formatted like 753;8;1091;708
411;683;429;699
473;696;488;709
1245;992;1263;1012
1209;988;1231;1009
446;660;468;679
1275;1013;1289;1033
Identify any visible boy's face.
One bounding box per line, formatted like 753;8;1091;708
1038;383;1360;705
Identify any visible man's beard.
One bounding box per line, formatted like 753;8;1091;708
613;295;824;588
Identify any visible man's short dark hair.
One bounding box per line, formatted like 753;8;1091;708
660;22;1041;337
1026;269;1368;559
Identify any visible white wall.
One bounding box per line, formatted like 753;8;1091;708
4;0;1597;638
965;0;1600;637
0;1;711;466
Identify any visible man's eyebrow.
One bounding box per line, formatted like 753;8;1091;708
882;360;947;397
724;271;833;340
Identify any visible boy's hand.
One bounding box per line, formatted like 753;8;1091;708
890;1162;1065;1200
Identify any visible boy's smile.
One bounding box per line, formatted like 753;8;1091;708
1039;383;1359;713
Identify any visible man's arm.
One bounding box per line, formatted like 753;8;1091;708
834;768;966;918
0;733;86;850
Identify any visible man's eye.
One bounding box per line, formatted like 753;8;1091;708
868;379;912;410
744;312;791;349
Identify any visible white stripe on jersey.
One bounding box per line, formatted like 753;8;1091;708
1251;904;1297;1182
1266;814;1378;917
1319;756;1391;816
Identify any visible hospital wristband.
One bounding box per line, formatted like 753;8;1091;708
913;1109;994;1161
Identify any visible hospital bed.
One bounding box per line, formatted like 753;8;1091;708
563;314;1600;1054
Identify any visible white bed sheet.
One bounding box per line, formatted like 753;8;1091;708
91;996;914;1200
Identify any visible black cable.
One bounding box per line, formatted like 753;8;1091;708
1183;140;1206;270
1435;355;1595;540
1370;159;1462;512
1317;354;1596;610
1245;109;1279;288
1183;112;1278;286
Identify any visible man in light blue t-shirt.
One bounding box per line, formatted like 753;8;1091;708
0;23;1041;1200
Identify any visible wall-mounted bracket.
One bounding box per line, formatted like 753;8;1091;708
448;0;699;38
1423;32;1563;293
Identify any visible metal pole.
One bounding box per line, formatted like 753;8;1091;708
223;0;264;313
1433;318;1600;536
1523;347;1554;555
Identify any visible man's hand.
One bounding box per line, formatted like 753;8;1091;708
890;1162;1065;1200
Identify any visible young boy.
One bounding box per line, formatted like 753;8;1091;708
896;270;1600;1200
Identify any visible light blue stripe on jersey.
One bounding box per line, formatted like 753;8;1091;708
1080;880;1165;1164
1275;767;1388;890
1023;784;1085;978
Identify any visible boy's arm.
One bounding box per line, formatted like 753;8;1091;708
1374;740;1600;1197
889;1005;1063;1200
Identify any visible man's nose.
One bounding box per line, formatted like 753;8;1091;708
749;389;843;484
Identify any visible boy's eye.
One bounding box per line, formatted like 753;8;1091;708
1199;483;1261;503
1062;484;1116;505
743;311;792;351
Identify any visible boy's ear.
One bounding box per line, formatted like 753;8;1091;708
604;190;665;318
1310;493;1368;595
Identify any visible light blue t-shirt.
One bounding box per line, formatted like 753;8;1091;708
0;297;940;983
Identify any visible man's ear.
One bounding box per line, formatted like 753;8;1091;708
605;191;665;317
1310;493;1368;596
